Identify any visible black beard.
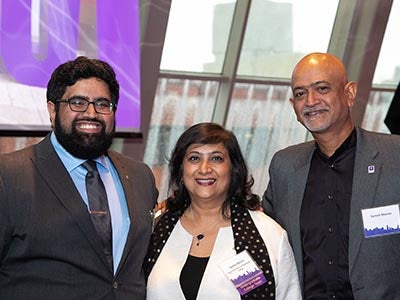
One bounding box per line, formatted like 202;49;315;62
54;115;115;159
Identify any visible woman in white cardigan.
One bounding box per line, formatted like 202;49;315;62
144;123;301;300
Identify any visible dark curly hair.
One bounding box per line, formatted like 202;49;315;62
167;122;260;217
46;56;119;107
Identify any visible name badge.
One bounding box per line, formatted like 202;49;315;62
362;204;400;238
220;250;266;295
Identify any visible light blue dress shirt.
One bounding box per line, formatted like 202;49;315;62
50;133;130;274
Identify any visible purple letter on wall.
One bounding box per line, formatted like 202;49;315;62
0;0;140;131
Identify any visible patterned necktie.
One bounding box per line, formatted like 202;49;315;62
82;160;113;269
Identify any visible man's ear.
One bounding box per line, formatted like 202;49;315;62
345;81;357;107
47;101;56;129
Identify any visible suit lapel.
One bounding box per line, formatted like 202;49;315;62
348;128;380;273
287;141;315;281
32;136;112;271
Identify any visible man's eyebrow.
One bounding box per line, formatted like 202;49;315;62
292;81;330;91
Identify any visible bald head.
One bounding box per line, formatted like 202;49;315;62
292;52;349;88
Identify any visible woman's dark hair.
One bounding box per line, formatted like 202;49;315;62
167;122;260;216
46;56;119;106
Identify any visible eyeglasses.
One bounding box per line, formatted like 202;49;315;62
56;96;116;115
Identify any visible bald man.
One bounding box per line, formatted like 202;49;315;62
263;52;400;299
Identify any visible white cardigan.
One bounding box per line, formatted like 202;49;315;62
146;210;302;300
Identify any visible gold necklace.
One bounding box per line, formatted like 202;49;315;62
189;207;222;246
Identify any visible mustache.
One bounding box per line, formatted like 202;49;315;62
302;106;330;116
73;117;105;127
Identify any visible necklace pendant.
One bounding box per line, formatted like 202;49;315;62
196;233;204;246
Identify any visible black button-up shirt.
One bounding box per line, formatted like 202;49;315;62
301;129;356;299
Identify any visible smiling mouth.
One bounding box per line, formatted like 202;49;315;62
196;178;216;186
303;109;328;118
78;123;101;129
75;120;103;133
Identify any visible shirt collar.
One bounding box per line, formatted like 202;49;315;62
315;127;357;161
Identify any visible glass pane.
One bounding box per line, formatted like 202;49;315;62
372;0;400;85
226;83;308;196
362;90;392;133
160;0;236;73
237;0;339;78
144;78;219;198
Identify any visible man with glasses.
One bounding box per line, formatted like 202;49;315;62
0;56;159;299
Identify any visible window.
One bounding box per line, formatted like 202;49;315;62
160;0;236;73
237;0;339;78
363;0;400;133
144;79;219;197
145;0;342;198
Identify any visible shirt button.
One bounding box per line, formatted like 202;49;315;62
328;227;334;233
113;281;118;289
327;195;334;200
328;259;334;265
331;294;336;299
329;164;334;168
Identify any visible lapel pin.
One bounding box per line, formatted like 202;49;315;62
367;165;375;174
